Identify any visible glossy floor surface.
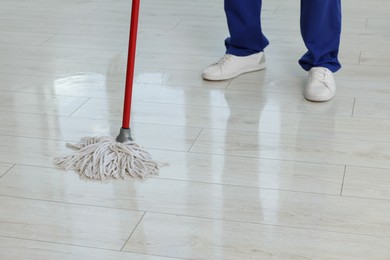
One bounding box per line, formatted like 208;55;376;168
1;0;390;259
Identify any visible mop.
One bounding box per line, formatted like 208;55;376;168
55;0;159;180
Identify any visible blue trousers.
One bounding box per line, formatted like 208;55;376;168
224;0;342;72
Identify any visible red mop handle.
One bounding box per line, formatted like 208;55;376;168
122;0;140;129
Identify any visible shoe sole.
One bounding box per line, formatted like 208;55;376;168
202;62;266;81
304;93;336;102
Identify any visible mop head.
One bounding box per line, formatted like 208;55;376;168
54;136;159;180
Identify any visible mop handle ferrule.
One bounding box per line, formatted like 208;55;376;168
116;127;133;143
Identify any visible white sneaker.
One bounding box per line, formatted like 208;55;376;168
304;67;336;102
202;52;266;81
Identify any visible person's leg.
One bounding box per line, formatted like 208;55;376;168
300;0;341;102
202;0;267;80
299;0;342;72
224;0;269;56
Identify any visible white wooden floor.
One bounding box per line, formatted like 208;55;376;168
1;0;390;259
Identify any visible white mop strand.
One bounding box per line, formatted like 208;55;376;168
54;136;159;180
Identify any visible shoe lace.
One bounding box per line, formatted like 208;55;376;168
310;68;331;84
216;54;234;66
